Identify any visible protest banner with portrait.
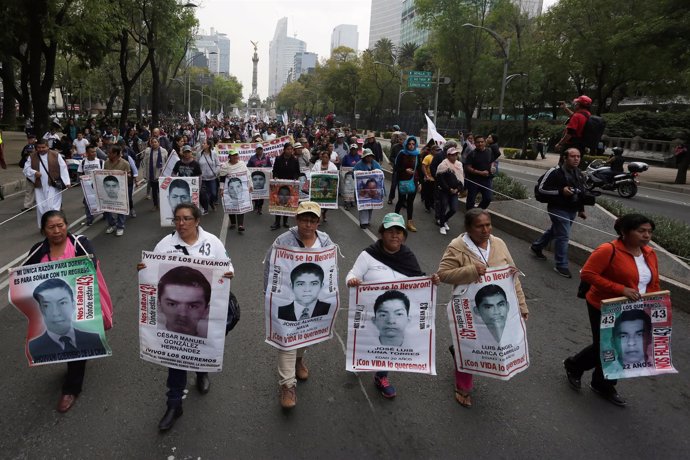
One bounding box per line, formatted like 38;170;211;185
158;176;200;227
268;179;300;216
93;169;129;215
355;170;385;211
248;167;272;200
161;150;180;177
600;291;677;380
9;256;111;366
217;135;293;163
298;170;311;202
346;277;437;375
265;245;339;351
80;175;102;216
309;171;339;209
340;167;355;201
138;251;231;372
447;266;529;381
221;169;253;214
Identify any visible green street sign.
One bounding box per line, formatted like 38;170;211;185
407;70;432;89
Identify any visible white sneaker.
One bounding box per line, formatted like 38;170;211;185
106;226;116;234
439;227;447;235
130;209;137;218
115;228;124;237
444;222;450;231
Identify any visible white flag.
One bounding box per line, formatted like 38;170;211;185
425;114;446;145
187;112;194;125
206;110;212;121
283;111;289;125
263;114;269;124
200;108;206;124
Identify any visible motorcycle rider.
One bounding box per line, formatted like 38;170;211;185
598;147;625;183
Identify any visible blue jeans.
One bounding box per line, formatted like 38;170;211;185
105;212;126;229
532;207;576;268
437;192;459;225
465;176;493;210
202;179;218;209
83;198;94;224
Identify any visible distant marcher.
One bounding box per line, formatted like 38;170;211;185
23;139;71;228
674;142;688;184
463;135;497;210
394;136;422;232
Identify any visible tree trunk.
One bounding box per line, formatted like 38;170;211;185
150;52;160;127
0;58;18;126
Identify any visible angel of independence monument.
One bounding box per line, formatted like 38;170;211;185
247;41;262;113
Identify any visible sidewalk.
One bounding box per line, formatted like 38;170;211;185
500;151;690;194
0;131;32;196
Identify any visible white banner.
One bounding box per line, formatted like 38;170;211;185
340;167;355;201
355;170;385;211
138;252;231;372
346;277;437;375
217;135;294;163
93;170;129;215
221;170;253;214
158;176;200;227
161;150;180;178
298;170;311;202
447;266;529;380
248;168;272;200
80;175;102;215
265;246;339;350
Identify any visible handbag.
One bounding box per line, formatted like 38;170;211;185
397;155;417;194
38;154;68;190
225;291;241;334
577;243;615;299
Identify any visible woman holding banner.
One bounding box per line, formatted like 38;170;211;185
563;213;659;407
219;149;251;232
353;148;383;228
137;203;234;431
437;209;528;408
311;150;338;222
24;210;114;413
346;213;440;398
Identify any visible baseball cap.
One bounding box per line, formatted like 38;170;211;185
337;132;345;138
392;125;401;131
294;142;303;149
381;213;406;231
362;148;374;158
349;143;358;149
366;132;375;139
296;201;321;217
573;95;592;106
182;145;193;152
228;149;239;156
446;147;460;156
255;143;264;150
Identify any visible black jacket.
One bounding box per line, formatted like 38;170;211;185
537;165;589;212
272;154;301;180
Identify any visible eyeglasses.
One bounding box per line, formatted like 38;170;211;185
173;216;196;223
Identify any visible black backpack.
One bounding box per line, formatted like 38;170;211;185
581;115;606;154
534;168;557;203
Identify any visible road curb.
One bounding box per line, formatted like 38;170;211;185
486;206;690;313
0;178;26;196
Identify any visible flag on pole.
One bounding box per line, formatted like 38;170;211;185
283;111;289;125
425;114;446;145
206;110;212;121
263;114;270;124
217;105;224;121
200;108;207;124
187;112;194;125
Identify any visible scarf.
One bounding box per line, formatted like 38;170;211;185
364;240;424;277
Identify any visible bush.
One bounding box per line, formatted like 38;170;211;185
502;148;520;159
383;131;392;139
502;147;538;160
597;198;690;260
603;109;690;140
492;171;529;200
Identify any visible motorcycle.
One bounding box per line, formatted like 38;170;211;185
584;155;648;198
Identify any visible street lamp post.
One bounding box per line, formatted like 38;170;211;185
373;61;404;116
462;23;511;135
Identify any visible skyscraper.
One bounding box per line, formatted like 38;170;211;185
368;0;402;48
268;17;306;97
400;0;429;46
513;0;543;18
195;28;230;75
331;25;359;54
294;52;318;80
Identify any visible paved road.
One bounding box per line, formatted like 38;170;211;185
0;183;688;459
499;162;690;225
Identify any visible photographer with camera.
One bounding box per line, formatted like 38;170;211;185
530;148;593;278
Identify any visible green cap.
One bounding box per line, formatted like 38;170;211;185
228;149;239;156
382;213;406;230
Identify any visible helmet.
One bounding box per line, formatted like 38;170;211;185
612;146;624;156
573;95;592;107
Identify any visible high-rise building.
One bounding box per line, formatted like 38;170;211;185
368;0;402;48
331;25;359;54
269;17;306;97
400;0;429;46
195;28;230;75
294;52;318;80
513;0;543;18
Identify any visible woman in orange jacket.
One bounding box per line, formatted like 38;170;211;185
563;213;659;407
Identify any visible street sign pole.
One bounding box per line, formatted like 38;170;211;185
433;70;440;125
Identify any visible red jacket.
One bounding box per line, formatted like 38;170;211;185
581;239;660;309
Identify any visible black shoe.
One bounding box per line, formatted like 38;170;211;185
360;223;367;229
563;360;582;390
554;266;572;278
158;406;183;431
282;223;290;228
448;344;455;359
270;223;281;230
387;199;393;205
590;383;627;407
530;245;547;260
197;374;210;394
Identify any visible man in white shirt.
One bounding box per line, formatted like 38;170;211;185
72;132;89;159
77;144;104;225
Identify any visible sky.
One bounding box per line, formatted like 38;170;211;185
194;0;560;102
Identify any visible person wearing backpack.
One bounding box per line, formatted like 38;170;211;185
530;148;591;278
555;95;594;156
78;145;104;226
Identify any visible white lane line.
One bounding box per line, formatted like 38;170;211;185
219;213;230;245
334;328;375;413
339;208;377;241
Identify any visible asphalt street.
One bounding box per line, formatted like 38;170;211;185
0;183;688;459
499;162;690;225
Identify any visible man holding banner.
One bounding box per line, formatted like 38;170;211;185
263;201;337;409
101;146;132;236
